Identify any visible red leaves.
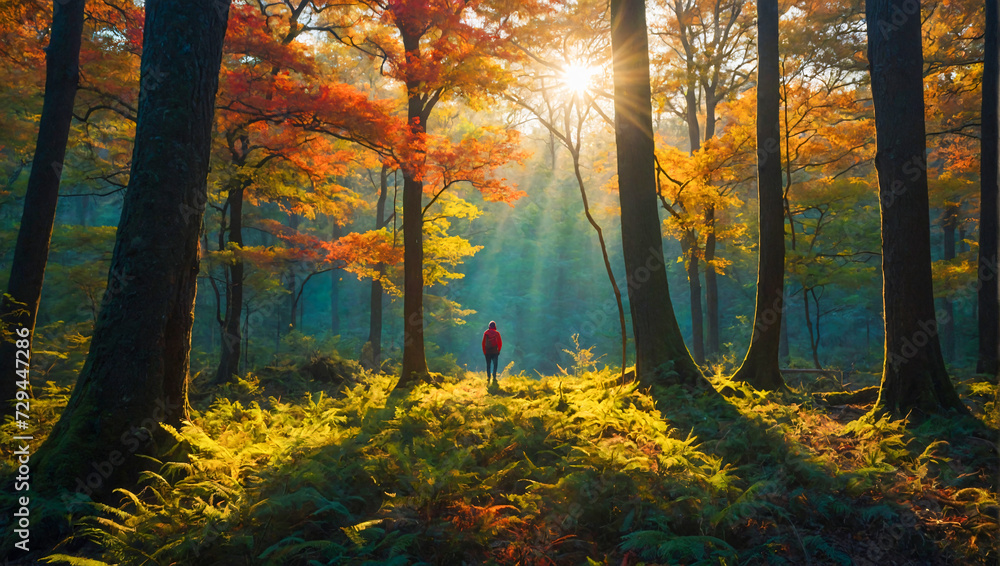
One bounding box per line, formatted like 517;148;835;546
423;127;528;205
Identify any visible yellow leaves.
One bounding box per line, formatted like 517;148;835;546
931;251;978;298
423;230;484;288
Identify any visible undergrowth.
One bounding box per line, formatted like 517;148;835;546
14;357;998;565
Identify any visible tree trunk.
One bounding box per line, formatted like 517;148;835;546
978;0;999;376
941;206;957;361
685;82;701;153
214;182;245;384
76;194;92;226
779;289;790;363
365;166;389;370
610;0;704;385
31;0;229;541
804;288;822;368
367;273;384;369
0;0;85;406
732;0;786;390
866;0;966;416
398;28;432;385
704;205;720;357
681;60;710;364
331;223;341;334
684;231;705;364
287;213;300;332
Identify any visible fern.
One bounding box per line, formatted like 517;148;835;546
41;555;115;566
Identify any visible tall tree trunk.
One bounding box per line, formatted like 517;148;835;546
287;213;300;331
866;0;966;416
681;64;707;364
704;205;720;357
365;166;389;370
610;0;704;385
978;0;999;376
732;0;786;390
941;206;957;361
398;28;432;385
703;93;721;359
399;158;428;384
804;289;822;368
331;223;341;334
32;0;230;533
779;288;790;362
214;182;245;384
0;0;85;407
76;194;92;226
685;231;705;364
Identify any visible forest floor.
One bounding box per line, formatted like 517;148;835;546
7;355;999;565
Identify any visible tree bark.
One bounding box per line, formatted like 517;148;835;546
0;0;86;407
866;0;966;416
732;0;786;390
779;288;790;362
331;222;342;335
941;206;957;361
214;182;245;385
978;0;999;376
704;205;720;356
610;0;704;385
287;213;300;332
33;0;230;513
804;288;822;368
365;166;388;370
684;231;705;364
398;27;432;385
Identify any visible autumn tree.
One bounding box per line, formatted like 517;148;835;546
865;0;966;416
208;1;397;383
316;0;545;386
33;0;231;519
0;0;85;407
651;0;755;359
610;0;704;385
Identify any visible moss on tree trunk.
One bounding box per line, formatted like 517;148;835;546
23;0;231;554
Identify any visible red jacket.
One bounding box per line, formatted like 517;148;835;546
482;328;502;355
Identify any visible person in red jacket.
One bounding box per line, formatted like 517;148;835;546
482;320;502;384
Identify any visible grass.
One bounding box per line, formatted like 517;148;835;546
5;351;997;565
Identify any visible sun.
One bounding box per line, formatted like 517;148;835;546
560;63;597;95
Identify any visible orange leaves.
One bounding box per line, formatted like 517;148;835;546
423;127;528;205
354;0;554;101
255;218;402;280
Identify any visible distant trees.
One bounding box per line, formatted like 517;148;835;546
610;0;704;385
651;0;755;361
865;0;966;415
0;0;85;406
732;0;785;390
34;0;231;503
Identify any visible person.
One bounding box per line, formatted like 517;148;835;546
482;320;502;384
